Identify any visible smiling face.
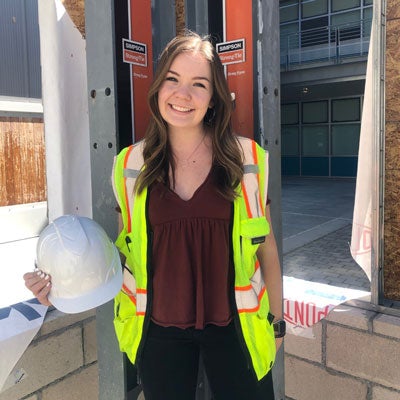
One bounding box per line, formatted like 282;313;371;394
157;51;213;135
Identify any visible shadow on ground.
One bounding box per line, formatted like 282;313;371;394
282;177;370;292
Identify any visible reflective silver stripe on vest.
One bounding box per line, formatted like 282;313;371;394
123;168;140;179
122;267;147;314
235;266;266;313
243;164;259;174
122;141;145;233
136;292;147;314
240;137;265;218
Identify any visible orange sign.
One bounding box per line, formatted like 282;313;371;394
224;0;254;139
129;0;153;142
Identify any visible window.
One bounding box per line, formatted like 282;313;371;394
363;7;373;36
301;0;328;18
282;126;300;156
302;125;329;156
332;98;360;122
281;98;362;177
280;0;299;23
331;124;360;155
280;22;300;51
302;101;328;123
331;0;360;12
282;103;299;124
301;16;329;46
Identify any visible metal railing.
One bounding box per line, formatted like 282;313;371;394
281;19;372;71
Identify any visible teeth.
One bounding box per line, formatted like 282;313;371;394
171;104;191;112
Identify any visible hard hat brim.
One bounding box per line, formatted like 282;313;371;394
48;266;123;314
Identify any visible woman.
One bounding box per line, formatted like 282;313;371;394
24;31;283;399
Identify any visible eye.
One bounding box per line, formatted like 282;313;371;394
165;76;177;82
194;82;206;89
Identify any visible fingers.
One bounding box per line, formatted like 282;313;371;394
23;270;53;307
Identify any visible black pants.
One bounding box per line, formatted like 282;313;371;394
139;321;275;400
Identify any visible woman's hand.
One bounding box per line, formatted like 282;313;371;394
23;270;52;306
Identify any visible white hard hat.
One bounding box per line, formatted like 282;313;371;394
36;215;122;314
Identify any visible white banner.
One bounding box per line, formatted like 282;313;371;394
0;237;47;392
284;276;369;338
0;301;47;391
350;24;374;281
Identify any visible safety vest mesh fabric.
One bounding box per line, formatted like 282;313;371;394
112;136;276;381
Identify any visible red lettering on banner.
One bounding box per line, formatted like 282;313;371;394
351;223;371;255
306;301;316;327
294;300;304;325
317;305;330;320
284;300;332;328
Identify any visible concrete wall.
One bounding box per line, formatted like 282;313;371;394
0;310;98;400
5;304;400;400
284;305;400;400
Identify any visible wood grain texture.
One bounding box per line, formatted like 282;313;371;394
62;0;85;37
175;0;186;35
384;0;400;300
0;117;46;206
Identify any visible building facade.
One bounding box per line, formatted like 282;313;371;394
280;0;373;177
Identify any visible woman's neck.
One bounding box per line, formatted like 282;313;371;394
168;126;206;150
168;127;212;168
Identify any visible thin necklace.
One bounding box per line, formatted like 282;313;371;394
174;133;206;167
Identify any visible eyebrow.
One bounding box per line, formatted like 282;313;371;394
167;70;210;82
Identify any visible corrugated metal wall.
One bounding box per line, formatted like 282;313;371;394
0;0;41;98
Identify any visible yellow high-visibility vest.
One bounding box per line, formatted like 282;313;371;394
112;136;276;380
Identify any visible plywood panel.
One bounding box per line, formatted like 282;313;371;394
384;0;400;300
61;0;85;37
175;0;185;35
0;117;46;206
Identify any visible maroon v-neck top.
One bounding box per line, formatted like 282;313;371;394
148;168;233;329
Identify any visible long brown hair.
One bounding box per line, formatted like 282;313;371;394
135;31;244;200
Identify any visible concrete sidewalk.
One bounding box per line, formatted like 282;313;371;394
281;177;370;292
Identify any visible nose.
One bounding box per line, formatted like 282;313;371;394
174;84;191;100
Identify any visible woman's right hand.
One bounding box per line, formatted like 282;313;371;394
23;270;53;306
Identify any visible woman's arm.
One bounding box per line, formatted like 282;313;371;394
256;204;284;351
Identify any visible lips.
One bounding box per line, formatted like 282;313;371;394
170;104;193;112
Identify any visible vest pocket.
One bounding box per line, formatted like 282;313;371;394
114;291;144;365
240;217;270;272
240;217;270;245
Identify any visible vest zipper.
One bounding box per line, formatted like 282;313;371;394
125;236;132;252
